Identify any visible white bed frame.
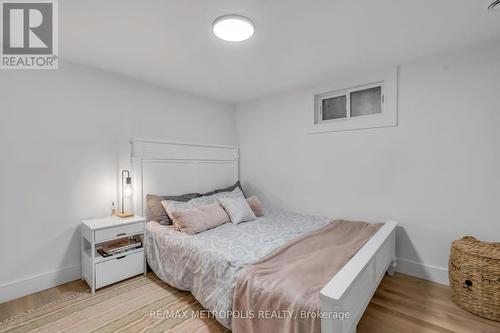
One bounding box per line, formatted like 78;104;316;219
130;138;397;333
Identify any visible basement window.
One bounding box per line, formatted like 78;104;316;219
315;83;383;124
309;68;398;134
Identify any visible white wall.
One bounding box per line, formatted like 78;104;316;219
0;60;237;302
1;43;498;303
236;43;500;285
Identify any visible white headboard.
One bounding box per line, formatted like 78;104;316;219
130;138;239;217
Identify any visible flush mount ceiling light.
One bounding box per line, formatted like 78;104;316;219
212;15;254;42
489;0;500;10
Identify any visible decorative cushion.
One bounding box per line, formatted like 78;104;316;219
218;195;256;224
146;192;201;225
170;203;230;235
246;196;264;217
162;187;244;221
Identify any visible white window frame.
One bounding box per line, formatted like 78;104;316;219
309;67;398;134
315;82;384;124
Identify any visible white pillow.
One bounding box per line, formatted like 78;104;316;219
218;196;256;224
162;187;243;220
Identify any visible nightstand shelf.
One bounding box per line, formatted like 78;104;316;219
81;215;146;294
83;246;145;264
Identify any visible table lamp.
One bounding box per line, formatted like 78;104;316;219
116;169;134;218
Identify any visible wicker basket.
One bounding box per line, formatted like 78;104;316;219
449;236;500;321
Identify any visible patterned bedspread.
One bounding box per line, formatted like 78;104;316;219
145;207;331;328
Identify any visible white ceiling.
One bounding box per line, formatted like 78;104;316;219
61;0;500;103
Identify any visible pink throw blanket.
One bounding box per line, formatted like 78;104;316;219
232;219;382;333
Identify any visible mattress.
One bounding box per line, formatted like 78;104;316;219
145;207;331;328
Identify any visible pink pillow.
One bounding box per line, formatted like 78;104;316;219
170;203;229;235
247;196;264;217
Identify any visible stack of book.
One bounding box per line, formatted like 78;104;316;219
97;237;142;257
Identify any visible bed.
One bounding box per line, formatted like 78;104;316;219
130;138;397;333
146;206;331;328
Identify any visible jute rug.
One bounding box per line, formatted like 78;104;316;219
0;274;229;333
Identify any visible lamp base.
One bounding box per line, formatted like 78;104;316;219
115;212;134;218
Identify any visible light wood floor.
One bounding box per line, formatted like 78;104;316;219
1;273;499;332
0;278;89;322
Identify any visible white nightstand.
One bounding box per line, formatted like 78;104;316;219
81;215;147;294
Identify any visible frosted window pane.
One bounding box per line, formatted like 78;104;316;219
350;86;381;117
322;95;346;120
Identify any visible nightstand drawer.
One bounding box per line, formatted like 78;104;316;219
94;222;144;242
95;250;144;289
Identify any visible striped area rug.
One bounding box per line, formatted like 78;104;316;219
0;274;229;333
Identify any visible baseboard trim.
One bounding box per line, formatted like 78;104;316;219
396;258;449;286
0;265;81;303
0;259;449;303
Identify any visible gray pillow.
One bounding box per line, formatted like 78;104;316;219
202;181;245;197
146;181;244;225
146;193;201;225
